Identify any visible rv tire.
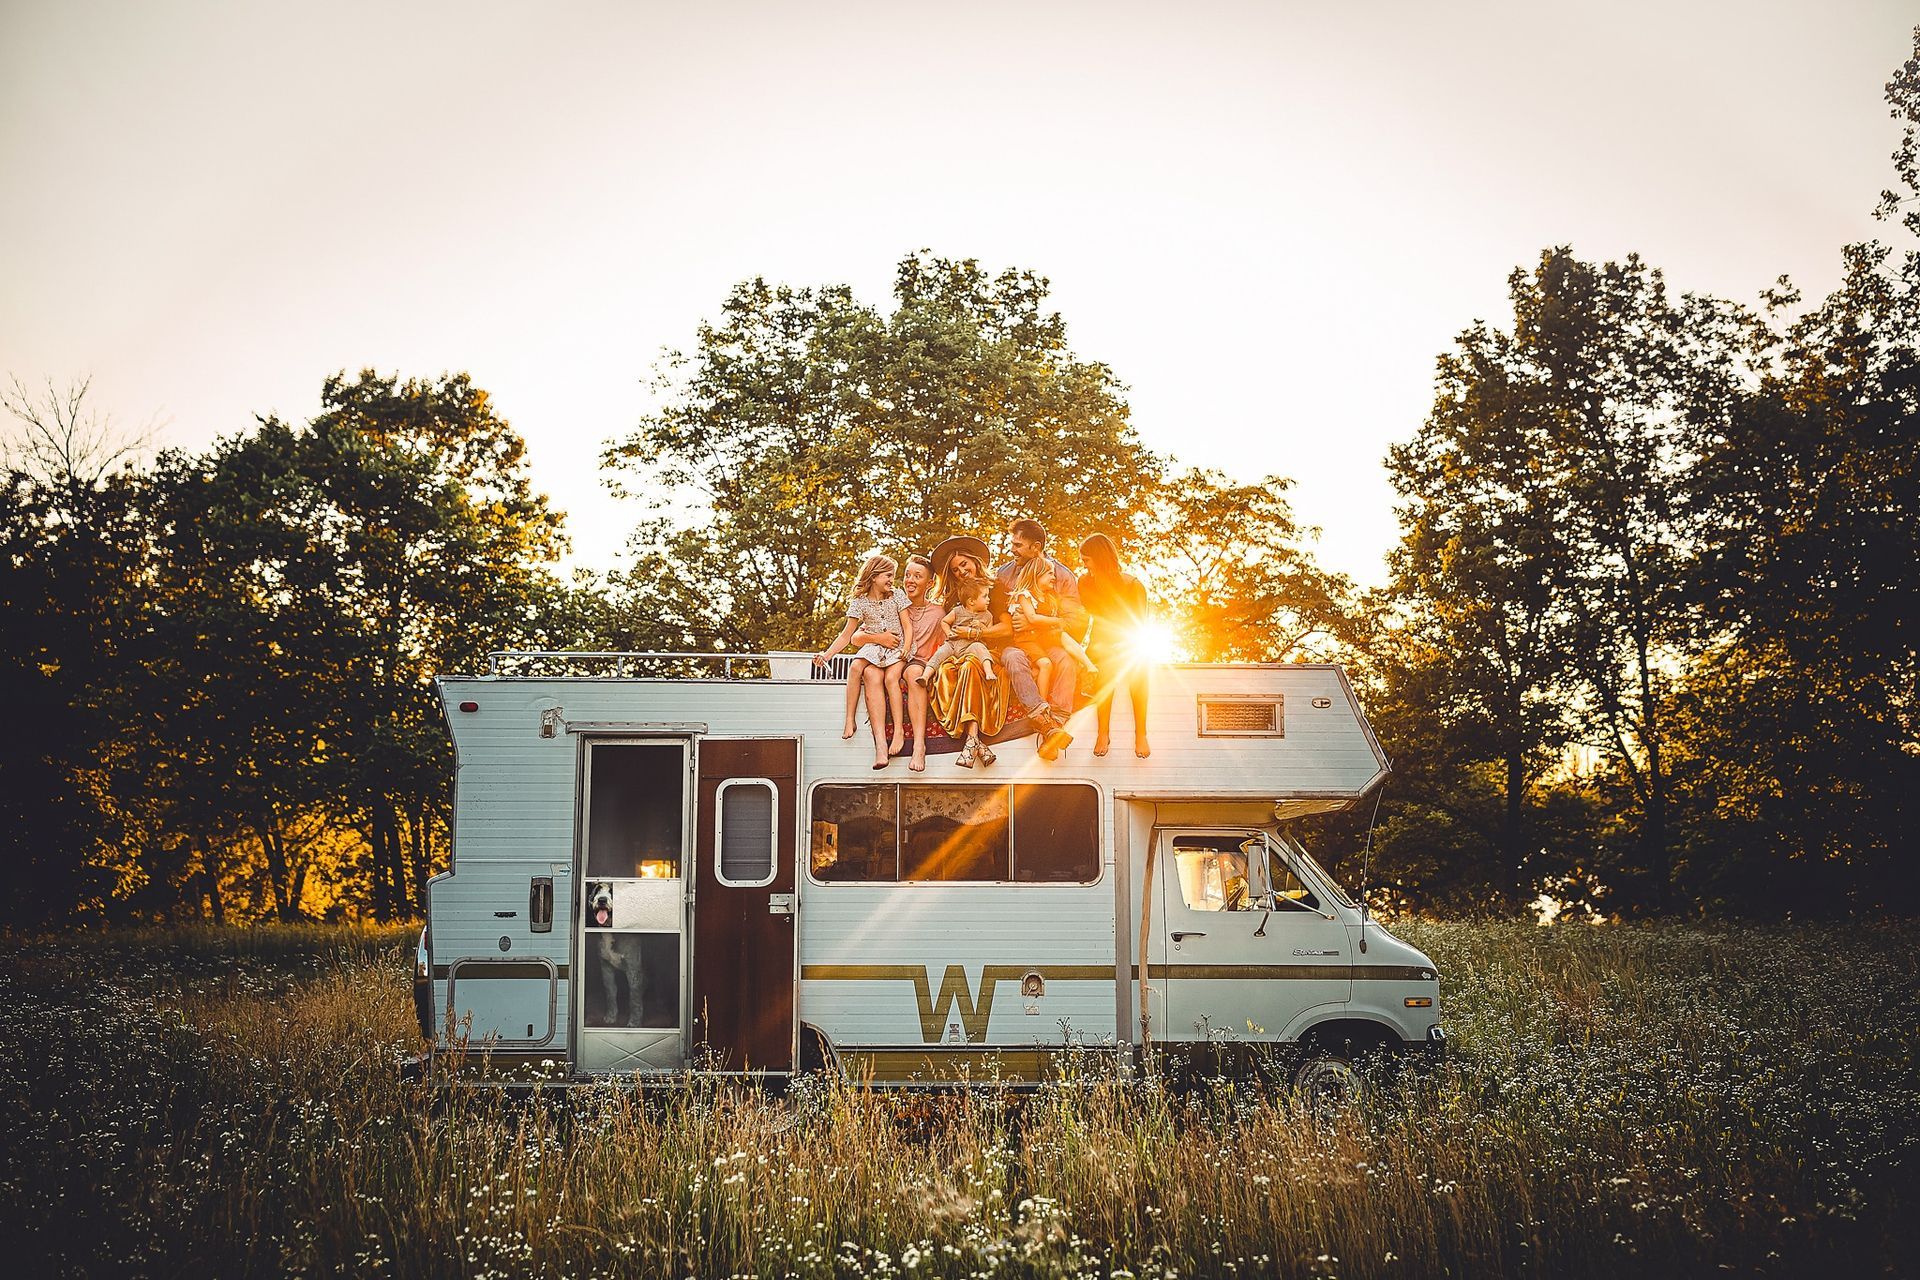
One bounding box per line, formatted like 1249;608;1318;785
1290;1051;1366;1111
1291;1023;1398;1111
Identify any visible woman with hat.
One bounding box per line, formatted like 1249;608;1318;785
926;535;1008;768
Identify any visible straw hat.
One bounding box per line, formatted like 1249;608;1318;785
929;535;991;578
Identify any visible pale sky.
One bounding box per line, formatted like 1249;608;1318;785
2;0;1910;586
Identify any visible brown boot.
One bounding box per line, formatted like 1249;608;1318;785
1034;710;1073;762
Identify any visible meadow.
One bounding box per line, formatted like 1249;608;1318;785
0;921;1912;1278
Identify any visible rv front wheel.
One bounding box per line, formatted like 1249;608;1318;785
1292;1052;1365;1112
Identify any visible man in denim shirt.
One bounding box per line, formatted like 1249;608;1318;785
981;518;1086;761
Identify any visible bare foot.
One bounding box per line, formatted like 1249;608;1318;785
1135;738;1151;758
872;754;890;769
909;751;926;772
841;722;857;740
1093;734;1111;757
888;735;907;756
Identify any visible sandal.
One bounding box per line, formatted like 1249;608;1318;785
976;742;997;767
955;743;975;769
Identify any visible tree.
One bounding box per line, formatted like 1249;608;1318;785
1677;37;1920;910
1376;249;1748;911
605;253;1157;652
605;279;880;651
0;375;154;496
1384;314;1576;902
1876;24;1920;239
0;379;154;928
1137;467;1352;663
145;372;568;921
1515;251;1738;910
866;253;1154;551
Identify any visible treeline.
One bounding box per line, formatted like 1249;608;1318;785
0;258;1346;929
0;372;603;926
5;37;1915;929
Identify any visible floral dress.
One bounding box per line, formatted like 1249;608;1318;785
848;588;911;667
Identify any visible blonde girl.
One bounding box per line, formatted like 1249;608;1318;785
1010;554;1095;693
815;553;915;769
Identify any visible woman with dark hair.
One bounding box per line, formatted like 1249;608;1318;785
1079;532;1152;758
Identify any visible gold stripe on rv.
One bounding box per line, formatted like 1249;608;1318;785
1129;964;1434;981
801;964;1111;1042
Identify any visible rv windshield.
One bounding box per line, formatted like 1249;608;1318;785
1276;833;1357;909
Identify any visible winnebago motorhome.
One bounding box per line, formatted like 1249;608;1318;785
411;653;1444;1096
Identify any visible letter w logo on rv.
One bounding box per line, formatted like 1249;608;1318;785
801;964;1110;1043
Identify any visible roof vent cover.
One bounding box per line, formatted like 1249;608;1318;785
1197;693;1285;737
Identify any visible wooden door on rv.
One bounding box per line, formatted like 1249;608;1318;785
692;738;799;1071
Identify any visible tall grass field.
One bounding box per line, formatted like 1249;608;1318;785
0;922;1913;1277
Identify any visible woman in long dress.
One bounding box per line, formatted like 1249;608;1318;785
927;536;1008;768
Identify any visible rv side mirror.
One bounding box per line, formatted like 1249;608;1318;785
1240;834;1277;908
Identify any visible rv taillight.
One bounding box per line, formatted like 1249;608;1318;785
459;701;479;713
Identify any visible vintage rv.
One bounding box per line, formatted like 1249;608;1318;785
411;652;1444;1096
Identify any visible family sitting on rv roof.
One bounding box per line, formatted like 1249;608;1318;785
814;517;1153;772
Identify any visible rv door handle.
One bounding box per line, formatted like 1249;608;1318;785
529;877;553;933
1171;931;1206;942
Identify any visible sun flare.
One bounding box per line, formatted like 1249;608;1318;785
1124;619;1181;665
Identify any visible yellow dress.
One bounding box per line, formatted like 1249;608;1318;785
927;652;1008;739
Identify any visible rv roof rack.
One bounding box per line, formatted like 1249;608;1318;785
485;650;841;680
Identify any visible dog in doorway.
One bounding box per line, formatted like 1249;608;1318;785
587;882;652;1027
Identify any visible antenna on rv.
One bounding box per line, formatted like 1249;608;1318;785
1357;783;1385;955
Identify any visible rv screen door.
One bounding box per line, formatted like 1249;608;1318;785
692;738;799;1072
577;739;691;1074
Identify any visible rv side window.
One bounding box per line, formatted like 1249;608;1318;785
716;779;777;887
1012;784;1100;882
810;784;898;881
585;744;684;879
1172;834;1256;912
1263;842;1321;912
808;782;1101;884
1283;837;1355;909
902;785;1009;881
